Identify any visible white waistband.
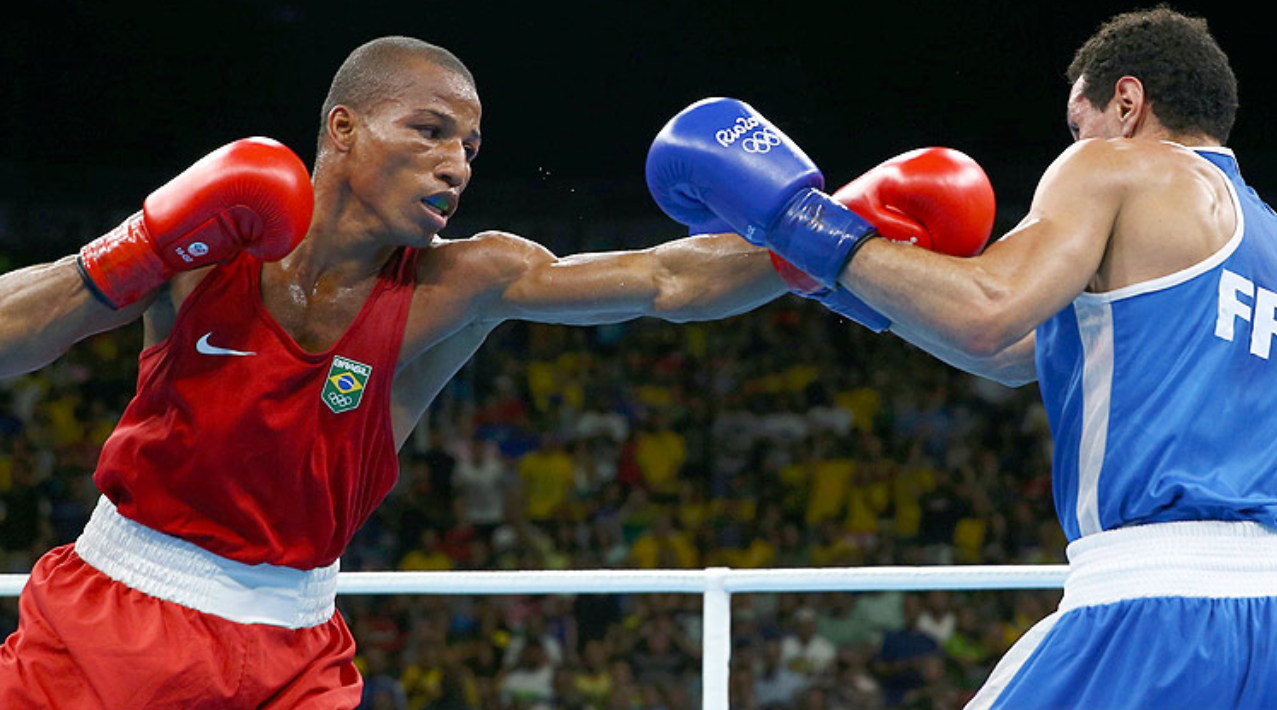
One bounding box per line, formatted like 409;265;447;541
74;496;338;628
1060;520;1277;612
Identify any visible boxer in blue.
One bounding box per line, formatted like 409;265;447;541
647;7;1277;708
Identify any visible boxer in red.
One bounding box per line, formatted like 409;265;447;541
0;37;993;708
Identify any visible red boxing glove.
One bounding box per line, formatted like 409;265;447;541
832;147;996;257
771;251;822;295
77;137;314;309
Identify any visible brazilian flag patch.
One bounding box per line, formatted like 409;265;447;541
322;355;372;414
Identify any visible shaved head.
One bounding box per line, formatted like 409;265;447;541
317;36;475;153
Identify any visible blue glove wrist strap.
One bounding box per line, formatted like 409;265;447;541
815;287;891;332
767;188;876;288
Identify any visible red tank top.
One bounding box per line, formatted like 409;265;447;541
94;247;419;569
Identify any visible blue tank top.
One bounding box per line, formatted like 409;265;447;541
1035;147;1277;541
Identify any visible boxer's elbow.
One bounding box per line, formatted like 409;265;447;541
953;318;1020;361
943;323;1037;388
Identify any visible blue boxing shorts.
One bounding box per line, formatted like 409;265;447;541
967;521;1277;710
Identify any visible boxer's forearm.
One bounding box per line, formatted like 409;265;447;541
0;256;146;377
841;241;1021;355
649;232;786;322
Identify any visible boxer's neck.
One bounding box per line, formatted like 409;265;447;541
274;229;393;298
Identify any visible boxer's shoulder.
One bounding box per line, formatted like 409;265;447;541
415;230;556;292
1091;140;1233;226
1083;140;1237;292
1053;138;1219;194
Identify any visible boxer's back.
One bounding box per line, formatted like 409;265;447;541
1037;147;1277;540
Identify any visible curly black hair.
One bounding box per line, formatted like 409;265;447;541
1066;5;1238;142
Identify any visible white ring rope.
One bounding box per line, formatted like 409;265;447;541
0;564;1068;710
0;564;1067;597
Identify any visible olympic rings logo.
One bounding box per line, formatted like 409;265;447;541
715;116;783;155
327;392;354;408
740;130;782;154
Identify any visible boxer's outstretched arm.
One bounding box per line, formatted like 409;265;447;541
478;230;786;326
0;256;150;377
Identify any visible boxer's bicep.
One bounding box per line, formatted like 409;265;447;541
960;139;1124;333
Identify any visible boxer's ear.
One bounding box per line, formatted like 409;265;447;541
1113;76;1147;139
326;105;357;153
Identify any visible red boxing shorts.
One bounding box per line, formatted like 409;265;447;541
0;497;362;709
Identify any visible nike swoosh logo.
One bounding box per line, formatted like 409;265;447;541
195;332;256;357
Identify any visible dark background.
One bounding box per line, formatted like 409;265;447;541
3;0;1274;254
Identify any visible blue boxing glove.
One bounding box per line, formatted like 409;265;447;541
646;97;877;285
819;288;891;332
645;97;823;244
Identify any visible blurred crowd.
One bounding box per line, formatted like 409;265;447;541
0;272;1065;710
